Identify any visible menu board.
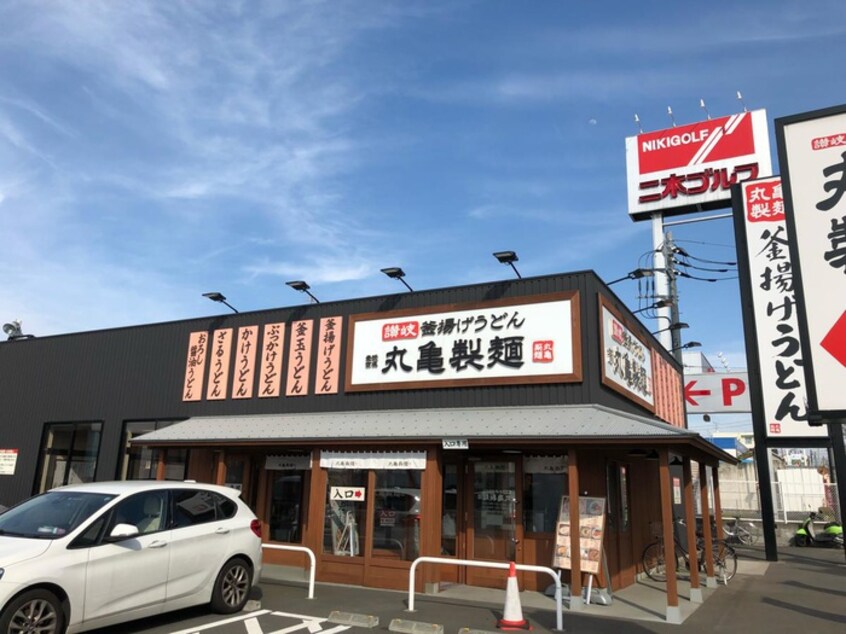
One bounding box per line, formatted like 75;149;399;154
552;496;606;574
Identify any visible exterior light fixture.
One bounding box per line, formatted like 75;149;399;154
202;292;239;314
651;322;689;335
493;251;522;279
3;320;23;339
380;267;413;292
607;268;655;286
632;298;673;315
671;341;701;352
286;280;320;303
3;319;35;340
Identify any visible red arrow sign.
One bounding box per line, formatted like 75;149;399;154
684;380;711;406
821;309;846;369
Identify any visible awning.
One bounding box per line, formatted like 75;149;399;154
131;404;735;463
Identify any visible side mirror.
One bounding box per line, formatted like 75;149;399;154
108;523;140;541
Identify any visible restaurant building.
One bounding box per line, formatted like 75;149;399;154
0;271;731;599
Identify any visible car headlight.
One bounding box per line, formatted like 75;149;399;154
0;568;4;581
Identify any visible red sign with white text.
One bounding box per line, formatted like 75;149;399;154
626;109;772;220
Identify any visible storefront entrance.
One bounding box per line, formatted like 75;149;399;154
440;456;524;588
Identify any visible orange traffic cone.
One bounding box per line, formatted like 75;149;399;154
497;562;531;630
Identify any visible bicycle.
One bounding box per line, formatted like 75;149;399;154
722;517;760;546
642;520;737;584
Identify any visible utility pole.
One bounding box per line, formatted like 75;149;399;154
663;232;683;362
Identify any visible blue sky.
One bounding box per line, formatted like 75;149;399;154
1;1;844;426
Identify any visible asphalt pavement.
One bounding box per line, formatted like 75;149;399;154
90;545;845;634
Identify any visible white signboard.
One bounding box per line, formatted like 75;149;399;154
330;486;366;502
599;301;654;411
346;293;581;391
778;107;846;417
442;438;469;450
626;109;772;220
738;177;826;436
684;372;752;413
320;451;427;470
0;449;18;476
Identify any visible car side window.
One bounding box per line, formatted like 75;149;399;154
69;514;109;549
214;493;237;519
109;491;168;537
172;489;217;528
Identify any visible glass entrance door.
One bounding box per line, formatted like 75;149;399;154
467;458;521;587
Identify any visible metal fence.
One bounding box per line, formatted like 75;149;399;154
710;479;840;524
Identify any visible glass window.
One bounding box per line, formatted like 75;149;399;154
37;423;102;493
216;493;237;520
70;515;108;548
473;461;517;561
110;491;168;536
442;464;458;556
523;472;567;533
119;421;186;481
0;491;115;539
172;489;217;527
324;469;366;557
606;462;630;531
620;465;630;530
269;471;305;543
372;470;421;561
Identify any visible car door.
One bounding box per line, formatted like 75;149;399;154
83;491;171;622
165;488;232;602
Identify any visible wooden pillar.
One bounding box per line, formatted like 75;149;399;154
658;449;681;623
155;449;167;481
699;462;716;586
682;458;702;603
255;459;269;541
568;448;583;610
712;467;725;542
214;451;226;486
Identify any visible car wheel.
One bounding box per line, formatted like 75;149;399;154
0;588;65;634
211;558;252;614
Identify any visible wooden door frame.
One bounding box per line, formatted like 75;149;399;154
465;455;524;587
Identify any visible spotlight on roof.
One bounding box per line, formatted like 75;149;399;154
493;251;522;279
3;320;23;339
2;320;34;341
202;292;239;313
381;267;413;292
286;280;320;303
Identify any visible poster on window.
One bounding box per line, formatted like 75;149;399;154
553;496;606;575
0;449;18;475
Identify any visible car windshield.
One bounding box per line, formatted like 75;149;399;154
0;491;117;539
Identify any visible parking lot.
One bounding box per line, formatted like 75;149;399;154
88;546;845;634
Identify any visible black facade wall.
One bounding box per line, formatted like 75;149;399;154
0;271;678;506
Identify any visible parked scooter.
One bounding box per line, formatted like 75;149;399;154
794;511;844;547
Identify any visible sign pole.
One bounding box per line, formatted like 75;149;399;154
829;422;846;561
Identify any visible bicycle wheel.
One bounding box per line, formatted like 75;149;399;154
642;542;668;581
713;541;737;583
642;542;685;582
742;523;760;546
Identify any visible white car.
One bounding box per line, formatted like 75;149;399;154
0;481;263;634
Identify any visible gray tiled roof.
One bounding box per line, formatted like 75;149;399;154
134;404;697;443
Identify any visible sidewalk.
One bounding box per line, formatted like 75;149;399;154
259;545;845;634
